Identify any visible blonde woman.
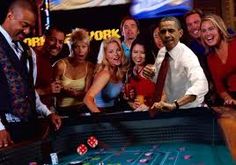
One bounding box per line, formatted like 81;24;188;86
201;14;236;106
84;37;128;113
53;28;94;112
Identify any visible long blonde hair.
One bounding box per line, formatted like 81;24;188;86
202;14;232;41
95;37;128;82
201;14;233;53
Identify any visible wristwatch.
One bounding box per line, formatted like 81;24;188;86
174;100;179;110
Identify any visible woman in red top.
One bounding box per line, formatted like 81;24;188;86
201;14;236;107
124;37;156;111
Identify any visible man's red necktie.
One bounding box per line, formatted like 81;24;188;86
149;52;170;116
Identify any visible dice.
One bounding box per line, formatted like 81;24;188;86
87;136;98;148
77;144;88;155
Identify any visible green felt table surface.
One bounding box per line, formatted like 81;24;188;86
57;142;236;165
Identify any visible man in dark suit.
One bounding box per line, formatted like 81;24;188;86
0;0;61;148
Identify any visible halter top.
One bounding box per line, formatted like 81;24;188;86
95;81;123;108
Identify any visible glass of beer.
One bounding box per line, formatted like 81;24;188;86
136;95;145;104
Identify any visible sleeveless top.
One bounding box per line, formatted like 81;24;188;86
57;60;87;107
95;81;123;108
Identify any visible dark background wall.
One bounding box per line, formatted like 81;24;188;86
50;4;131;33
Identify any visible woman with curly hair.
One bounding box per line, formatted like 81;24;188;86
53;28;94;113
84;37;128;113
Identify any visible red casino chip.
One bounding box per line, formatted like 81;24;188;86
87;136;98;148
77;144;88;155
183;154;192;160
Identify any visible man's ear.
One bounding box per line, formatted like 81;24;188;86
6;10;14;20
179;29;183;38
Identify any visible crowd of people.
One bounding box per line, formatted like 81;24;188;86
0;0;235;148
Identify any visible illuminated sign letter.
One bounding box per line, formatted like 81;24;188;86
24;38;32;46
111;29;120;38
94;31;103;40
24;37;44;47
32;37;42;47
102;29;111;40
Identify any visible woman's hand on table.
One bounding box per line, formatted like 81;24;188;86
134;104;149;112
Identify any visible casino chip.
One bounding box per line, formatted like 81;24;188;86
139;158;148;164
127;159;134;163
168;156;176;160
69;160;83;165
77;144;88;155
145;152;153;157
178;147;186;152
183;154;192;160
87;136;98;148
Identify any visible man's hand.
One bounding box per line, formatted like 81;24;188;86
151;101;176;112
0;130;13;148
143;64;156;80
47;113;62;131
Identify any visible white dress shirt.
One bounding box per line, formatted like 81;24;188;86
153;42;208;108
0;26;51;130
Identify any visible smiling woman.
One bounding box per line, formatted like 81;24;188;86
84;37;129;113
123;37;156;111
200;14;236;106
